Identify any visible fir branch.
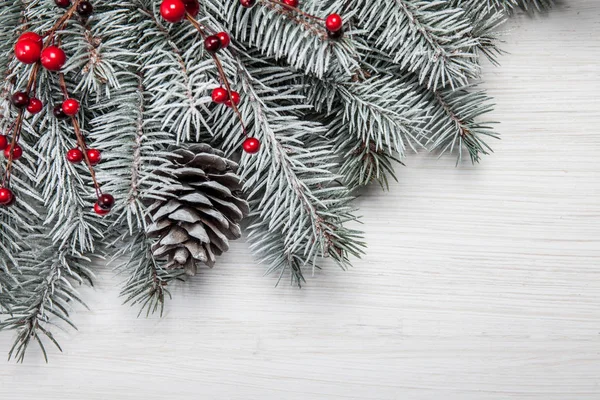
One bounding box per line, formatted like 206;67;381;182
212;54;364;283
304;73;427;189
424;85;498;163
221;0;363;78
115;233;185;317
0;242;93;363
133;0;216;142
346;0;481;89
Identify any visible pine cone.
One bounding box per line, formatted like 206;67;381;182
146;144;249;276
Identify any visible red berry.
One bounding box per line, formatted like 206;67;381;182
55;0;71;8
97;193;115;210
216;32;231;48
4;144;23;160
14;39;42;64
53;105;69;120
325;13;343;32
211;87;228;104
62;98;80;115
18;32;42;45
67;148;84;163
0;187;14;206
86;149;101;165
0;135;7;151
160;0;186;23
40;46;66;71
77;1;94;17
225;91;240;108
204;35;221;53
327;28;344;40
283;0;298;7
11;92;30;108
242;137;260;154
27;98;43;114
240;0;255;7
93;202;110;216
182;0;199;16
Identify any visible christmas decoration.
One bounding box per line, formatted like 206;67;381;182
61;98;80;115
55;0;71;8
76;1;94;17
160;0;187;22
211;87;228;103
216;32;230;48
0;188;13;205
86;149;102;165
147;144;249;276
67;148;84;163
10;92;29;108
40;45;66;70
240;0;256;8
0;0;555;361
242;137;261;154
14;38;41;64
183;0;200;17
26;98;43;114
325;13;343;32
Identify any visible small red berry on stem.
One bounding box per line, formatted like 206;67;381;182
240;0;255;8
53;105;69;120
0;187;14;206
211;87;228;104
27;98;43;114
97;193;115;210
242;137;260;154
216;32;231;48
67;148;84;163
41;46;66;71
225;91;240;108
327;28;344;40
4;144;23;160
283;0;299;7
160;0;187;23
182;0;199;17
77;1;94;17
93;202;110;216
62;98;80;116
55;0;71;8
325;13;343;32
14;39;42;64
86;149;102;165
11;92;30;108
204;35;221;53
0;135;7;151
18;32;42;44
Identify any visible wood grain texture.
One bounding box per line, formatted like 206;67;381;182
2;2;599;398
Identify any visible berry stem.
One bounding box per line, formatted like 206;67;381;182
44;0;83;46
1;62;41;188
2;0;83;189
58;72;102;197
186;13;248;137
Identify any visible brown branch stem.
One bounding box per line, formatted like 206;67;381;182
58;73;102;197
1;0;83;189
186;14;248;137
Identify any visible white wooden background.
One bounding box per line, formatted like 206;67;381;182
2;2;599;399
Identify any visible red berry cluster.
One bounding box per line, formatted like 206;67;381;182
239;0;344;39
159;0;261;155
15;31;66;71
1;1;113;216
